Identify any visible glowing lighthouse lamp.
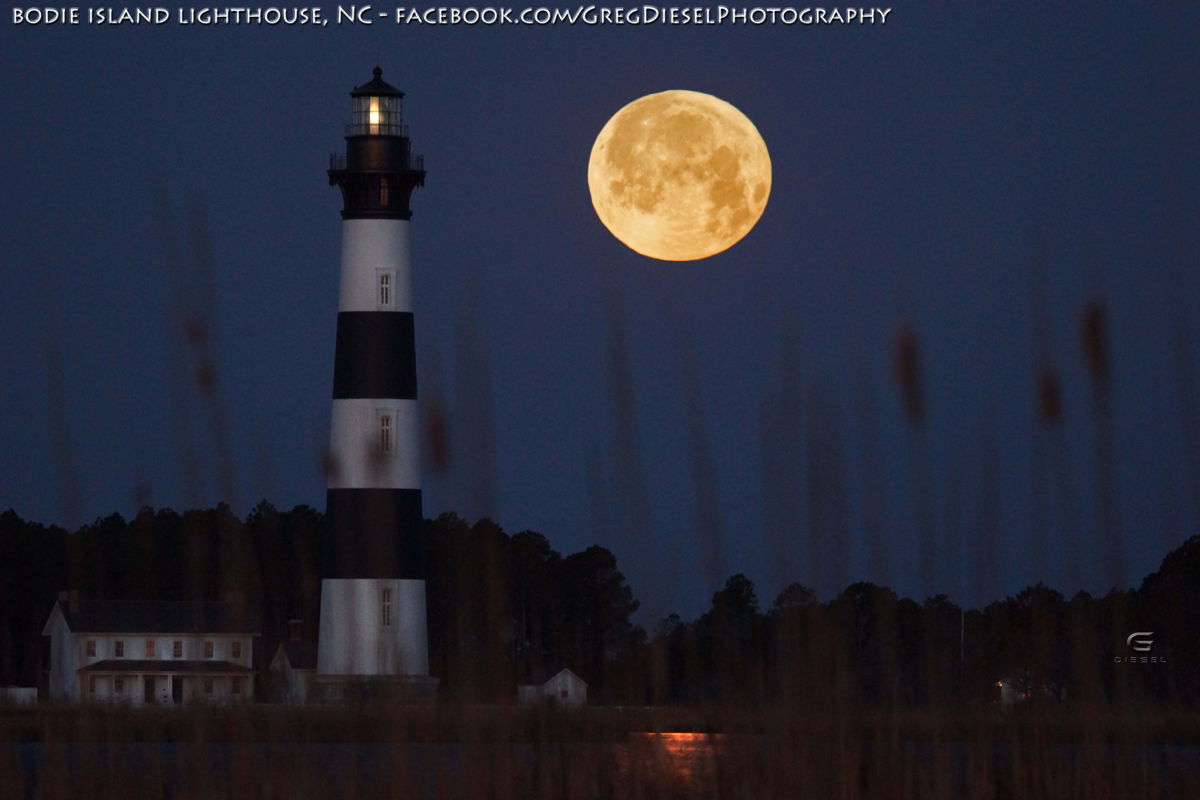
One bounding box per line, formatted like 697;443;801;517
314;68;436;701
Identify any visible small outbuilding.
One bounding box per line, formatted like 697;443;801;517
518;667;588;707
269;620;317;704
0;687;37;706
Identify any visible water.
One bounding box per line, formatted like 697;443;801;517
7;732;1200;798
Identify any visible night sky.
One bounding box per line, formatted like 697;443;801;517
2;4;1198;622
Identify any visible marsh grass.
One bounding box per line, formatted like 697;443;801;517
10;186;1197;796
3;704;1200;798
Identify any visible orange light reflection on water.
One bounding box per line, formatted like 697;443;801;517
634;731;723;784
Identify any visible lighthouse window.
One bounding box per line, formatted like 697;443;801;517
378;272;392;308
379;178;390;206
380;414;393;454
369;97;381;134
381;588;393;628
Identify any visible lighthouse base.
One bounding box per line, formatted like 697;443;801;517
316;577;431;675
308;673;439;704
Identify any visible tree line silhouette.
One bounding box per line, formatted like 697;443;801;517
0;502;1196;706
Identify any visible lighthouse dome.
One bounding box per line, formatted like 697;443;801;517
350;66;405;98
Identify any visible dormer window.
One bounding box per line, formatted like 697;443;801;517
86;640;96;658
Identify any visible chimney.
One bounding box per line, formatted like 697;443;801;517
68;590;80;614
287;619;304;643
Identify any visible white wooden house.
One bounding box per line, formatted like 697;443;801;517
42;594;259;704
518;667;588;707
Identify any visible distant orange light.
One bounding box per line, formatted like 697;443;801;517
996;681;1003;687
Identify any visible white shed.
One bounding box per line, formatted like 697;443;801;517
518;667;588;707
269;623;317;705
0;687;37;706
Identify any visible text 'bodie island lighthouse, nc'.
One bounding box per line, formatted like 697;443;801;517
313;68;437;701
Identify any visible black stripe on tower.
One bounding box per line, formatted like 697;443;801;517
332;312;417;399
323;489;424;579
328;137;425;220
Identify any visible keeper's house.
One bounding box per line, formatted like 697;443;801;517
43;592;258;704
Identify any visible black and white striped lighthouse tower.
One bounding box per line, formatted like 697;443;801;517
315;68;434;698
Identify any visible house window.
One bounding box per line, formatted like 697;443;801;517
380;414;392;454
204;641;213;659
88;676;96;694
560;689;568;700
204;678;213;695
115;640;124;658
381;588;392;628
231;641;242;660
173;641;182;658
86;640;96;657
146;640;155;658
114;677;124;693
232;677;242;695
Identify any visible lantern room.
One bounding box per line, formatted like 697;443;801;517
348;66;406;137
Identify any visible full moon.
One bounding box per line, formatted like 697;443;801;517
588;90;771;261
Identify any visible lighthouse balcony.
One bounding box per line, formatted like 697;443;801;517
329;152;425;176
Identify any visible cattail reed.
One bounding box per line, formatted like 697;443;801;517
893;322;934;599
680;332;727;593
453;273;497;522
601;261;658;622
760;318;804;606
1081;300;1122;591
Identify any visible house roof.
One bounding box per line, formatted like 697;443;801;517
54;600;260;635
78;660;253;674
519;666;588;687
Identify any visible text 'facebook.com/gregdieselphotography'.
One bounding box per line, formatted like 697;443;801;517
12;6;894;26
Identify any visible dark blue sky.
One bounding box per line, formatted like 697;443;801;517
2;4;1198;621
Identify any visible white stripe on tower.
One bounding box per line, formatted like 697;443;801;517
317;67;431;685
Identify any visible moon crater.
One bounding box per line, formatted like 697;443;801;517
588;90;771;261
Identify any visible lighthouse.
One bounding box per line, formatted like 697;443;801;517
315;68;435;700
